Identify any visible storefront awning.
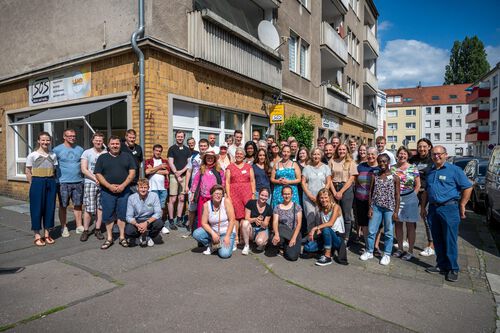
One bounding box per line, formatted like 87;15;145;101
9;98;125;126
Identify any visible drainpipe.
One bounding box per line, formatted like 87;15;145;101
131;0;145;177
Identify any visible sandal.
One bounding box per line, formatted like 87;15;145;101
119;238;129;248
44;236;55;245
34;238;46;247
101;239;114;250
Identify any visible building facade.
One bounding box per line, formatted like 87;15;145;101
0;0;379;199
465;62;500;157
384;84;469;154
376;89;386;138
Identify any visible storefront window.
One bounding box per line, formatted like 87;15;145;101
199;106;221;128
224;111;243;130
13;114;44;176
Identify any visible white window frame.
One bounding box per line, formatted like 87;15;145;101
405;122;416;129
405;109;416;116
446;119;453;127
446;133;452;141
289;31;310;80
434;120;440;128
426;107;431;115
388;123;398;130
387;110;398;117
425;120;431;128
455;106;462;114
455;133;461;141
387;135;397;143
455;119;462;127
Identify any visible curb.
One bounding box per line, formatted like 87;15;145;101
486;273;500;333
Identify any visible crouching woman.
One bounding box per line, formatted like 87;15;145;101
193;185;236;258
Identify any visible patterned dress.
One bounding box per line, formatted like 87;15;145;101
227;163;254;219
272;161;300;208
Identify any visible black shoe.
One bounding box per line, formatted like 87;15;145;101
139;235;148;248
94;229;105;240
80;230;89;242
169;220;178;230
425;266;445;274
446;271;458;282
315;255;333;266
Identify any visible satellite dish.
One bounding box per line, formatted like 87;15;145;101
258;20;280;49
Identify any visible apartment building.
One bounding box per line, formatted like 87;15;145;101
465;62;500;157
384;84;469;155
376;89;386;138
0;0;378;199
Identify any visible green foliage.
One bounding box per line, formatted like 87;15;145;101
444;36;490;84
278;114;315;149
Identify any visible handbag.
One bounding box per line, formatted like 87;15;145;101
211;201;222;250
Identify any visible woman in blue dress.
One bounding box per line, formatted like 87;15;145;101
271;145;301;208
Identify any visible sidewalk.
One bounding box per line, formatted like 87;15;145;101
0;195;497;332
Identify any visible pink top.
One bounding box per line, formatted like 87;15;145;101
190;167;225;198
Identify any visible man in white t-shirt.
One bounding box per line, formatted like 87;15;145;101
375;136;397;166
228;129;243;160
145;144;170;234
208;133;219;154
80;132;107;241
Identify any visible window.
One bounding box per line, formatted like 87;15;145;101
435;107;440;114
447;106;453;114
425;133;431;140
426;107;431;115
387;136;397;143
455;119;462;127
493;98;498;111
299;0;309;10
405;135;416;142
388;110;398;117
388;123;398;130
347;77;360;107
405;109;416;116
455;106;462;114
446;119;452;127
387;96;394;103
446;133;452;141
434;120;440;127
425;120;431;128
289;32;310;79
434;133;440;141
449;94;457;99
403;97;413;102
394;96;402;103
493;74;498;88
405;122;416;129
347;30;360;63
288;34;297;72
455;133;461;141
199;106;221;128
299;40;310;78
492;121;497;135
432;95;440;100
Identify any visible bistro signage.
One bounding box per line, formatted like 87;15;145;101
29;64;91;106
269;104;285;124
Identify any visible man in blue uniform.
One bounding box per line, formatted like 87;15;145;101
420;145;472;282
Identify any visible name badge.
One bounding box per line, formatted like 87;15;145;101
242;170;247;174
208;170;213;175
179;147;184;150
439;175;446;181
132;151;137;155
387;175;393;181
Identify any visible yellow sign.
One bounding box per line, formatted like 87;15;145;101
270;104;285;124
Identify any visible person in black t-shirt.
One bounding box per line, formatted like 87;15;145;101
167;130;191;229
95;136;136;250
240;188;273;254
120;129;143;192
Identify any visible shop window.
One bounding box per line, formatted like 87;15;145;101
199;106;221;128
224;111;243;130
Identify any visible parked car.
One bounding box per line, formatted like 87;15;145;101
485;146;500;225
464;159;488;212
447;156;476;170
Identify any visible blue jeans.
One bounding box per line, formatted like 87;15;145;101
192;227;235;259
427;203;460;272
151;190;168;208
303;228;343;252
366;205;394;255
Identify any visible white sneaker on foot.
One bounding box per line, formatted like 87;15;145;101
419;247;435;257
233;244;237;252
380;254;391;266
203;246;212;255
242;245;250;255
61;227;70;238
147;237;155;247
161;226;170;234
360;252;374;261
403;240;409;249
75;226;84;234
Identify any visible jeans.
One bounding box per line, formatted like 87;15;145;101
322;228;343;250
366;205;394;255
125;218;163;239
427;204;460;271
151;190;168;208
192;227;235;259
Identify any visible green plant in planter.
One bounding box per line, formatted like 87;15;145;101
278;114;315;149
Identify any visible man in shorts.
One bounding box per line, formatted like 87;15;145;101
185;138;209;232
95;136;136;249
167;130;191;230
145;144;170;234
53;128;84;237
121;129;143;192
80;132;107;241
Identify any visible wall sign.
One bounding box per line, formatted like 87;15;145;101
270;104;285;124
322;110;339;130
29;64;91;106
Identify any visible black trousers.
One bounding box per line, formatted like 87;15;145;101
276;224;302;261
125;218;163;239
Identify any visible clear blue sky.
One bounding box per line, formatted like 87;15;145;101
375;0;500;88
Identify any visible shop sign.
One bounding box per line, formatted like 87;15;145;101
269;104;285;124
322;110;339;130
29;64;91;106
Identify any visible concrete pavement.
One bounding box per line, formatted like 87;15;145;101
0;195;497;332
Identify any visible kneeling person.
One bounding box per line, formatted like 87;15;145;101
241;187;273;255
125;179;164;247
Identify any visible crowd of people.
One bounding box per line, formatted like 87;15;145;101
26;127;472;282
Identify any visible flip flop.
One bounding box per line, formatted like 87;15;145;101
44;236;55;245
34;238;45;247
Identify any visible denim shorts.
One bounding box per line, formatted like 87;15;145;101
100;187;131;224
252;226;269;238
58;182;84;207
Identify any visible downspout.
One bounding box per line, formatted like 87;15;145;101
131;0;145;177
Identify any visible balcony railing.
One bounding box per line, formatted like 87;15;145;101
363;26;379;57
466;110;490;123
321;85;348;116
363;68;378;95
465;125;489;142
466;85;491;104
365;110;378;128
188;10;282;89
320;21;348;66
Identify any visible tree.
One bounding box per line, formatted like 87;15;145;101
278;114;315;149
444;36;490;84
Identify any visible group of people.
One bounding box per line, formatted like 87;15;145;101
27;127;471;282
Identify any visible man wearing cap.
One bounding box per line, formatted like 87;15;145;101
218;142;231;170
420;145;472;282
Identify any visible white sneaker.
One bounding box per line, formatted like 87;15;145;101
403;240;409;249
203;246;212;255
233;244;237;252
147;237;155;247
161;226;170;234
420;247;435;257
242;245;250;255
380;254;391;266
360;252;374;261
61;227;70;238
75;226;84;234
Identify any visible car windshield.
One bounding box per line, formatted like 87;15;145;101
478;165;487;176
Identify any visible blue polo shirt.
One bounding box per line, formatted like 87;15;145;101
426;162;471;204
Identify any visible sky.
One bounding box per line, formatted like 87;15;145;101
376;0;500;89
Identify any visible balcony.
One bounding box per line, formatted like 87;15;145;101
365;110;378;128
320;22;348;69
188;10;282;89
363;26;379;59
322;0;348;16
363;68;378;95
466;110;490;123
466;84;491;104
465;126;489;142
321;85;348;116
